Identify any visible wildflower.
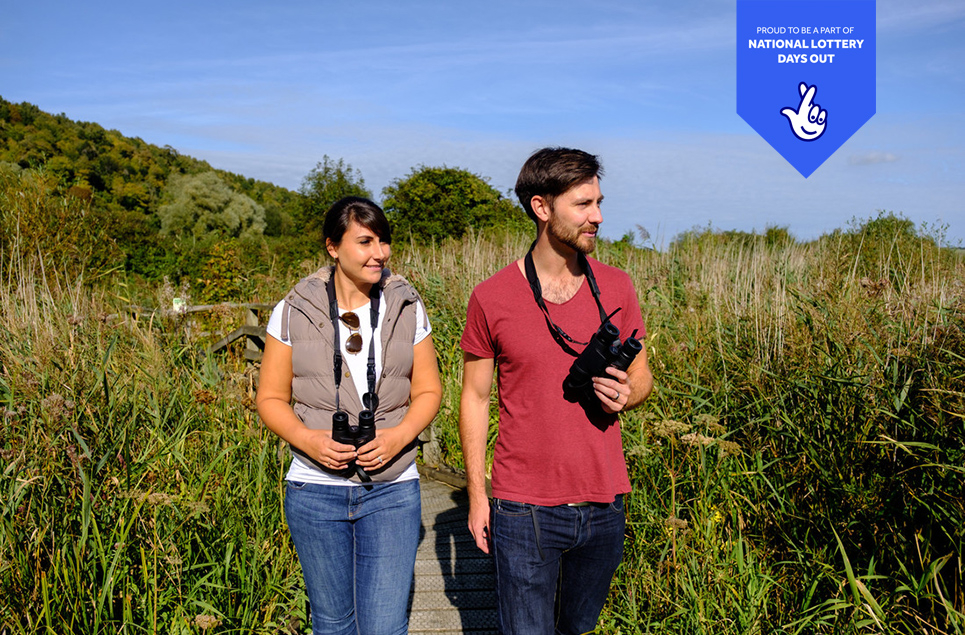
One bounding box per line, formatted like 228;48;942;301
41;393;75;423
625;444;652;458
718;440;741;457
66;444;80;467
681;432;714;447
145;492;174;506
695;413;725;435
709;506;724;526
664;516;689;531
194;614;222;630
183;500;211;515
652;420;692;438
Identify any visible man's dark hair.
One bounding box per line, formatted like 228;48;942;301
323;196;392;245
514;147;604;222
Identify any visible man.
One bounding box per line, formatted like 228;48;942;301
459;147;654;634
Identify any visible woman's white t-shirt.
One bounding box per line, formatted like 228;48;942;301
267;296;430;486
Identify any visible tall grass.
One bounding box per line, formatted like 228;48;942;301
0;257;305;634
1;218;962;633
400;225;964;633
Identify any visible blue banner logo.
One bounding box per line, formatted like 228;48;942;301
737;0;876;177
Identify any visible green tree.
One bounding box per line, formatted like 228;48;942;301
0;165;120;274
299;156;372;232
381;165;528;242
158;171;266;242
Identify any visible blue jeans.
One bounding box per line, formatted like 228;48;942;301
490;496;625;635
284;479;421;635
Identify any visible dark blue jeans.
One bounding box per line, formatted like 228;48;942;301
284;479;421;635
490;495;625;635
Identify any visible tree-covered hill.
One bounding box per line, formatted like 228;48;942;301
0;97;528;295
0;96;308;280
0;97;303;225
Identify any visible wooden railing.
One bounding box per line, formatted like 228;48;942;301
125;302;275;362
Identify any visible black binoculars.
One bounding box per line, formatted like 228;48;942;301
563;322;641;398
331;410;376;482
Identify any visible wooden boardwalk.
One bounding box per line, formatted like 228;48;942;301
410;470;497;634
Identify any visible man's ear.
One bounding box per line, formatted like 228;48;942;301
530;195;552;223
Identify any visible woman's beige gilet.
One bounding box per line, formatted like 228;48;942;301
279;266;425;482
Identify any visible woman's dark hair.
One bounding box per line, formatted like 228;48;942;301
323;196;392;245
515;147;603;222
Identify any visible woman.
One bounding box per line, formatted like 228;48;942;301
256;196;442;635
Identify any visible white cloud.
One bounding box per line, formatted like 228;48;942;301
849;152;900;165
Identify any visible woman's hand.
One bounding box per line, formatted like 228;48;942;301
355;427;408;470
258;336;360;471
302;429;358;471
353;336;442;471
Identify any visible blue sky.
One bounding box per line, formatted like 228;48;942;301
2;0;963;245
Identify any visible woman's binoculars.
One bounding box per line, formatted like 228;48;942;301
563;322;641;397
331;410;376;482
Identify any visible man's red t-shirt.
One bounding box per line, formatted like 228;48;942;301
461;257;646;506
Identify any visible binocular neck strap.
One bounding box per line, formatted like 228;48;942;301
326;273;382;411
524;243;609;355
366;276;382;402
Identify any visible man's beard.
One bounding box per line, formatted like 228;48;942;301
548;212;597;254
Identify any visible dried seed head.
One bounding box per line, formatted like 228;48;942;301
664;516;690;531
681;432;715;447
718;440;741;457
194;614;221;630
652;420;692;438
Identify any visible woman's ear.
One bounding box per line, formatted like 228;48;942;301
325;238;338;260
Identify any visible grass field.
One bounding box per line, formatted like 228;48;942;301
1;217;963;634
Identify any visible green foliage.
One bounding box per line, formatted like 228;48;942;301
826;210;944;286
0;96;305;277
0;278;302;633
158;171;266;242
0;165;122;276
1;219;964;633
763;224;793;247
671;223;798;251
195;241;246;302
4;93;964;632
404;220;964;633
381;165;529;242
298;156;372;233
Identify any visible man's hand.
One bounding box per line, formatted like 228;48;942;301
592;367;631;413
593;343;653;414
460;353;496;553
467;496;492;554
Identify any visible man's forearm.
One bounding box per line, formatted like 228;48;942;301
626;365;653;410
459;399;490;502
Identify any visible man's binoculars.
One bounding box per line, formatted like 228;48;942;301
331;410;376;482
563;322;641;398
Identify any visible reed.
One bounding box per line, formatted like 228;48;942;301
1;217;962;633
